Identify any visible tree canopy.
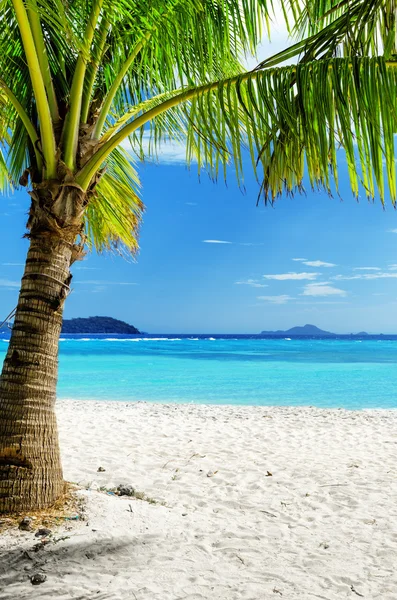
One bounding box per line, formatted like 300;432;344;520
0;0;396;255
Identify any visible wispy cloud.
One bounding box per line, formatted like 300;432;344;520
74;266;100;271
185;202;197;206
296;300;349;305
354;267;381;271
263;272;320;281
388;229;397;233
202;239;232;244
2;263;24;267
333;272;397;281
0;279;20;288
239;242;264;247
302;260;336;268
302;283;347;297
235;279;268;288
293;258;336;267
257;295;293;304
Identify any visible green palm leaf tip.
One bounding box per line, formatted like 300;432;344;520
0;94;11;193
85;147;144;255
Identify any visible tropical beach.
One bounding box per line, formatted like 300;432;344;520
2;0;397;597
1;399;397;599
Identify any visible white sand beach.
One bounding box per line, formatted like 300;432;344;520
1;400;397;599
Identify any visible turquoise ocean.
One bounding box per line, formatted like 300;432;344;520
1;334;397;409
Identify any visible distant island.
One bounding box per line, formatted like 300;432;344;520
62;316;140;334
260;324;369;336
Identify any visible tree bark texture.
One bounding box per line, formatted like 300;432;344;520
0;227;75;512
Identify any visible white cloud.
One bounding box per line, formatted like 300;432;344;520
202;239;232;244
2;263;24;267
74;266;100;271
257;295;293;304
121;134;190;166
302;283;347;297
185;202;197;206
302;260;336;268
263;272;320;280
235;279;268;288
0;279;20;288
296;300;349;305
333;273;397;281
354;267;381;271
293;258;336;267
388;229;397;233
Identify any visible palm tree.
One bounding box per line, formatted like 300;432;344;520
0;0;395;512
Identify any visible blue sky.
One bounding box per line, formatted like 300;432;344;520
2;28;397;334
2;153;397;334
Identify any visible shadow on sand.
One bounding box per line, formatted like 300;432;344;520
0;535;136;600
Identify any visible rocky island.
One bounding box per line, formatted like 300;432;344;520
62;316;140;334
261;324;334;336
260;324;370;336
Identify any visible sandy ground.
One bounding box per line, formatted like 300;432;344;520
1;400;397;599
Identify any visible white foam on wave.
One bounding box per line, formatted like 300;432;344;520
58;336;210;342
60;337;104;342
143;337;182;341
101;337;183;342
284;338;292;341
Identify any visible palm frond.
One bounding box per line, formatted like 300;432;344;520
89;56;397;204
91;0;271;139
249;56;397;202
85;147;143;254
293;0;397;58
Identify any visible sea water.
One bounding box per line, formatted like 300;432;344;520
1;334;397;409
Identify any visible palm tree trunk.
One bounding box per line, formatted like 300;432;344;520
0;231;73;512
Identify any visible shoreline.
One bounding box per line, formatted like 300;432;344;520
57;396;397;412
1;400;397;598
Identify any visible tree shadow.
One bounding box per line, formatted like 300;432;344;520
0;536;137;600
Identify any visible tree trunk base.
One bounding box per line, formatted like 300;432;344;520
0;405;64;513
0;470;65;513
